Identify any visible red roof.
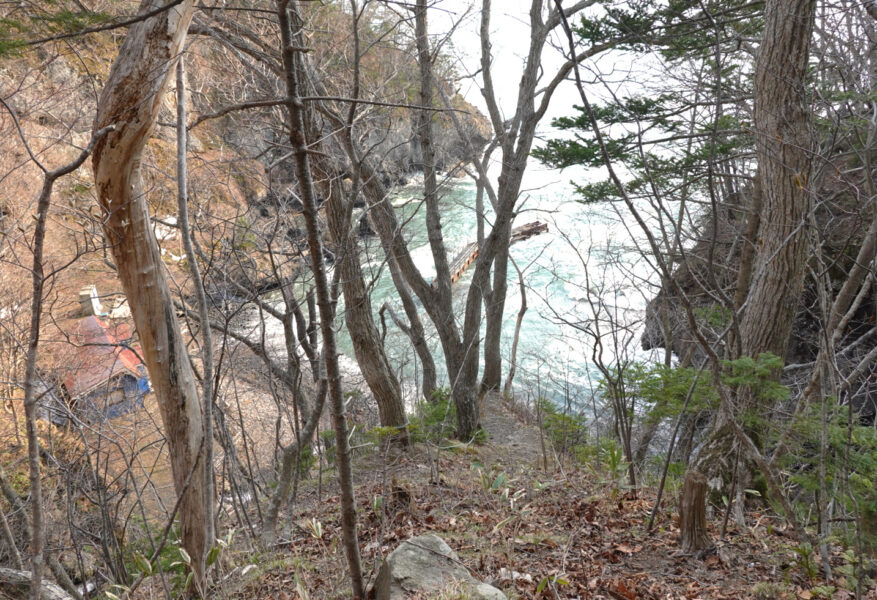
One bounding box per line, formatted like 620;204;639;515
54;316;145;398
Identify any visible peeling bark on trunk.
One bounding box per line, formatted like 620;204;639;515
91;0;208;587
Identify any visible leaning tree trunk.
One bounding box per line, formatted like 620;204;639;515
293;20;409;444
383;254;437;402
413;0;481;440
91;0;209;588
175;58;216;558
324;181;409;445
19;127;108;600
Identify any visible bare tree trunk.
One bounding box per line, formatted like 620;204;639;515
413;0;481;438
262;379;327;542
324;180;408;445
739;0;816;360
0;504;23;571
278;1;364;596
288;1;409;443
357;163;478;437
297;36;439;405
23;181;52;600
481;221;511;393
731;178;762;320
91;0;209;588
682;0;818;496
678;471;710;553
0;466;82;600
414;0;452;308
503;256;527;397
383;255;437;401
175;57;216;560
478;0;589;393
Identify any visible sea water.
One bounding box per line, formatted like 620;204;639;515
338;162;658;416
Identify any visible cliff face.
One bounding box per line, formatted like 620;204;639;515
179;1;490;197
0;1;491;309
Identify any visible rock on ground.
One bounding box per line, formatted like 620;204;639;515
0;568;73;600
373;534;506;599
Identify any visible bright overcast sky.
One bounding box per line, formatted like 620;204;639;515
431;0;576;124
430;1;648;135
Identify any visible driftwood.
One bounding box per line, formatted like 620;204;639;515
0;568;73;600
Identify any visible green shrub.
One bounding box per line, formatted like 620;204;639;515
409;389;456;442
536;398;587;452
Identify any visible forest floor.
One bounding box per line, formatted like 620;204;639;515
203;393;868;600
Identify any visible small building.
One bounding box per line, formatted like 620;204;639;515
43;315;150;425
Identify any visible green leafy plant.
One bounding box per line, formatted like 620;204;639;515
600;438;628;488
836;549;875;593
808;585;835;599
720;353;788;403
790;542;818;581
536;573;570;594
538;397;588;452
470;461;511;494
371;494;383;516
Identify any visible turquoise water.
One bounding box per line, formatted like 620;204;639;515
335;163;655;408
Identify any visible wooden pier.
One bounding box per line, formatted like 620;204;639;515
432;221;548;289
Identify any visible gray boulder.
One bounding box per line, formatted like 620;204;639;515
0;568;73;600
374;534;506;599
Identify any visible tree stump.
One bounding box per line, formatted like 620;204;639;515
679;470;710;553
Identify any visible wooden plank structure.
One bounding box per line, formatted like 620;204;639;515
432;221;548;289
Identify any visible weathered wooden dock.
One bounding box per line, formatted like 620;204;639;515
432;221;548;289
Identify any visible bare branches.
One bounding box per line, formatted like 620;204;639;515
18;120;113;600
25;0;187;47
188;95;464;130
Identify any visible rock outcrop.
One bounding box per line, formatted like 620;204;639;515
642;192;877;419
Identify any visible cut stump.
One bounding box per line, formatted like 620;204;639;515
679;470;711;553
